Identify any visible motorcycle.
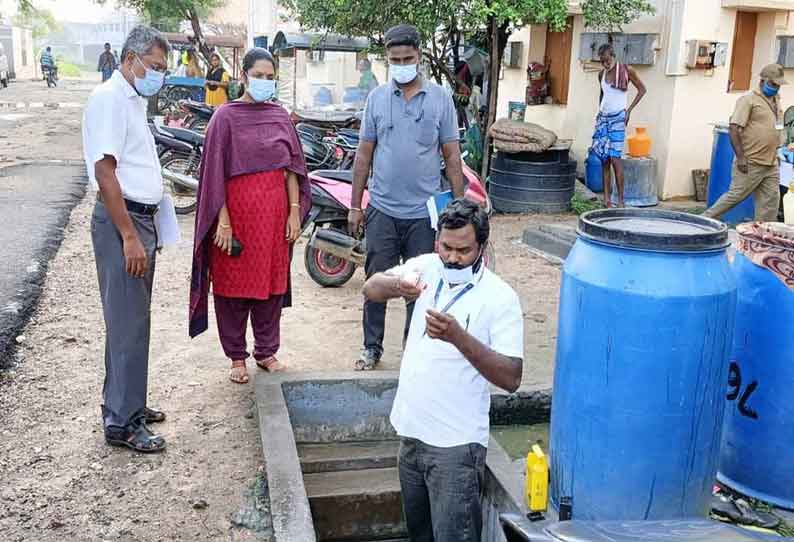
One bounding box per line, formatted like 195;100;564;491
149;120;203;214
42;66;57;88
302;160;494;288
178;100;215;133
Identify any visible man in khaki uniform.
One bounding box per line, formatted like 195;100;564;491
705;64;786;222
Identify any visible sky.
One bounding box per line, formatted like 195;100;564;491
1;0;126;23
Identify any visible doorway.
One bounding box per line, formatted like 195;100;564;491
729;11;757;92
544;17;574;105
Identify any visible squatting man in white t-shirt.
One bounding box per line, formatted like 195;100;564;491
362;198;525;542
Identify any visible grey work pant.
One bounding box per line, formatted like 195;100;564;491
398;437;487;542
703;162;780;222
91;201;157;429
363;207;436;354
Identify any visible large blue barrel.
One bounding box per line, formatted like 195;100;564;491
708;123;755;224
550;209;736;520
718;223;794;509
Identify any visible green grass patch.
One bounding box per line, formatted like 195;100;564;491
56;62;82;77
570;192;604;216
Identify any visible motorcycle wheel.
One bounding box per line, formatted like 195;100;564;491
160;153;198;215
187;116;209;133
304;240;357;288
46;75;56;88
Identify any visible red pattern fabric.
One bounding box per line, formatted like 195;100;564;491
210;170;289;299
736;222;794;290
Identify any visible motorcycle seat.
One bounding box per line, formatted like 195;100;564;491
160;126;205;147
312;169;353;184
297;123;331;140
182;100;215;116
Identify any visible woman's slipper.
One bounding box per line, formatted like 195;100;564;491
229;360;249;384
257;356;287;372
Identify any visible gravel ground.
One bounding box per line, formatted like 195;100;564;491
0;75;566;541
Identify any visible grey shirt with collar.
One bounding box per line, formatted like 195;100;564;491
360;77;459;219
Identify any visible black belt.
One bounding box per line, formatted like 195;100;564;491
96;193;158;216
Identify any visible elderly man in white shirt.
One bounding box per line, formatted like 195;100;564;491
82;25;170;453
362;198;524;542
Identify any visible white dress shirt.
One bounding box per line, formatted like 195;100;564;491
82;70;163;205
388;253;525;448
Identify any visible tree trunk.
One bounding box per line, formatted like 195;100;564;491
187;8;213;63
480;19;511;181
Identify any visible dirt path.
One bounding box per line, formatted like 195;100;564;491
0;76;565;541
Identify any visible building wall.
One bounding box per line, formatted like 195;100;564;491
12;26;34;79
504;1;794;199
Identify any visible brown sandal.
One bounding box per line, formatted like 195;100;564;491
256;356;287;373
229;360;249;384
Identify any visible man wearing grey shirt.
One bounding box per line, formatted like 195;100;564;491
348;24;465;370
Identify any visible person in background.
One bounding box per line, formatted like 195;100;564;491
190;48;311;383
98;42;117;82
348;23;465;371
82;25;171;453
363;199;523;542
40;46;56;79
704;64;787;222
185;48;202;78
592;43;646;208
357;58;379;98
204;51;230;107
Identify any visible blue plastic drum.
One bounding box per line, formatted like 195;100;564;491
708;124;755;224
585;149;604;193
550;209;736;521
718;223;794;510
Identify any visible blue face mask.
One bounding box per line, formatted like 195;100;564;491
390;63;418;85
247;78;277;102
133;55;165;97
762;81;779;97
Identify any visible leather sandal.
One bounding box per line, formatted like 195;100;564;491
105;423;166;453
256;356;287;372
143;406;166;424
229;360;249;384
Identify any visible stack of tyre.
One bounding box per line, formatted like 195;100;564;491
488;148;576;213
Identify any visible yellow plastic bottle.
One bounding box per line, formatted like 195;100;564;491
784;183;794;225
525;444;549;513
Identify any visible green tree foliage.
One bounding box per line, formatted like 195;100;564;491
13;7;61;39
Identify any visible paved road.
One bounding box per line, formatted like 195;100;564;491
0;162;87;365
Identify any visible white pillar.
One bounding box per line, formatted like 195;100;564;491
248;0;256;49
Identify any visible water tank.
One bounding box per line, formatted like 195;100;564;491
585;149;603;193
609;156;658;207
489;152;576;213
708;123;755;224
550;209;736;520
718;223;794;510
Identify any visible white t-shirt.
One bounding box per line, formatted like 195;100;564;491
82;70;163;205
388;253;524;448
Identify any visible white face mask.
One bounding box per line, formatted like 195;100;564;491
390;63;418;85
440;250;483;285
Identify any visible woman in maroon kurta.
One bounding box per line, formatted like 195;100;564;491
190;48;310;384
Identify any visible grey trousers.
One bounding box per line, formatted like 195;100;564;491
703;162;780;222
91;201;157;429
398;437;487;542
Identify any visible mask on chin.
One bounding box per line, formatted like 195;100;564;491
440;250;484;285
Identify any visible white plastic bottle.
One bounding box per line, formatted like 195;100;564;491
784;183;794;225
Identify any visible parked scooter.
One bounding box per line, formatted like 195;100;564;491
149;120;203;214
302;161;494;287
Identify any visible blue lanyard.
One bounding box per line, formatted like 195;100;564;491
432;279;475;313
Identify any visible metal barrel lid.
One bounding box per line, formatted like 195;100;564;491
577;208;730;252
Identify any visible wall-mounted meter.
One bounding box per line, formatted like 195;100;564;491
685;40;728;69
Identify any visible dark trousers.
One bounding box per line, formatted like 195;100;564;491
213;294;283;361
398;438;487;542
363;207;435;353
91;202;157;429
